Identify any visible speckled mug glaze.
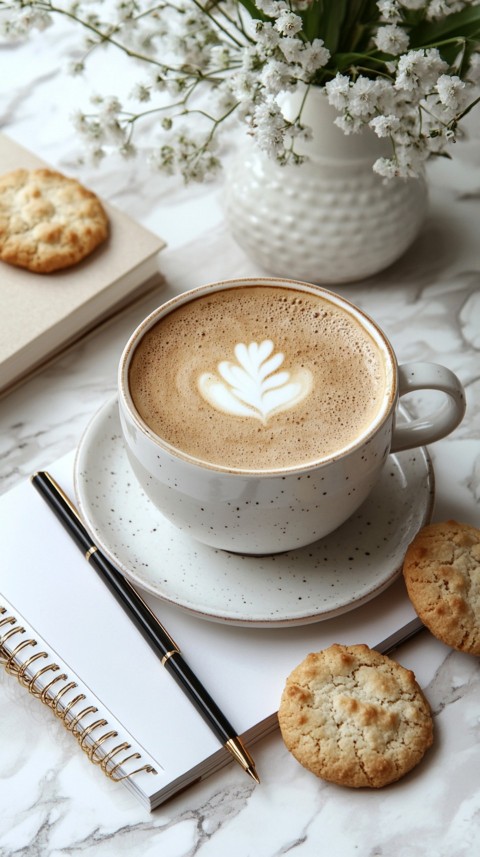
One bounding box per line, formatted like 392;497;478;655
118;278;465;554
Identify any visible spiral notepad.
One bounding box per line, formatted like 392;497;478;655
0;599;157;784
0;452;421;811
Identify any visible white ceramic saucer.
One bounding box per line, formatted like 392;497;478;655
74;397;434;628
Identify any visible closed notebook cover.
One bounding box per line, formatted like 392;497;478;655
0;451;420;810
0;133;165;392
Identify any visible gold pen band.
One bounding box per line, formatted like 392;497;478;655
161;649;181;666
85;546;98;562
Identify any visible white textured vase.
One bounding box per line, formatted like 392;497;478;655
224;88;428;283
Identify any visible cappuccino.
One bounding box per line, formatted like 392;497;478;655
128;285;388;471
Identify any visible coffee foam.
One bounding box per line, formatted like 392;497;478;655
197;339;314;423
128;286;388;470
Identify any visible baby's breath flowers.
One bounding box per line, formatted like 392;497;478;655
1;0;479;181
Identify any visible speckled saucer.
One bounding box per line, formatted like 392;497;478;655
74;397;434;627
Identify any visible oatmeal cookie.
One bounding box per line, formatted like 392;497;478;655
0;168;108;273
403;520;480;655
278;643;433;788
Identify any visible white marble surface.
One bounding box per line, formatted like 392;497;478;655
1;19;480;857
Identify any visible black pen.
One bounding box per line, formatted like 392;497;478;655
31;470;260;785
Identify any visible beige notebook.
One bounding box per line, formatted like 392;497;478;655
0;134;165;395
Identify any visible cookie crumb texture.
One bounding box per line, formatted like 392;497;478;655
0;168;109;273
403;520;480;655
278;644;433;788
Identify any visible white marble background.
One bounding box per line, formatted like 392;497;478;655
1;15;480;857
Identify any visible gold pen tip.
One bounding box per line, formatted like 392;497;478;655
225;737;259;784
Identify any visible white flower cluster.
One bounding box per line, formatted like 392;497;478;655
226;1;330;161
1;0;479;181
326;47;474;177
378;0;473;20
326;0;480;179
67;0;331;177
0;2;51;39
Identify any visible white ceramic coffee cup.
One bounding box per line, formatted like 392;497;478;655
118;278;465;554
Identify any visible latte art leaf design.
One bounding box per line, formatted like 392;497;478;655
198;340;313;424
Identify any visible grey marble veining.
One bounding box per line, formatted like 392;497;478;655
1;20;479;857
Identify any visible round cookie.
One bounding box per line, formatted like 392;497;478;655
278;643;433;788
403;520;480;655
0;168;108;273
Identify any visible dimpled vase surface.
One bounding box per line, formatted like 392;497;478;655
224;89;428;283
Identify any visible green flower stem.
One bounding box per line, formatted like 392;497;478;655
457;92;480;119
190;0;248;47
212;0;253;42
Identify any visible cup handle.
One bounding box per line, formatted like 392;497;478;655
391;362;466;453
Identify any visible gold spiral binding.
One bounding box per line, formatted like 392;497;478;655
51;681;78;716
0;605;157;782
79;718;108;751
89;729;119;763
28;663;61;698
69;705;98;736
17;651;49;686
40;671;68;704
